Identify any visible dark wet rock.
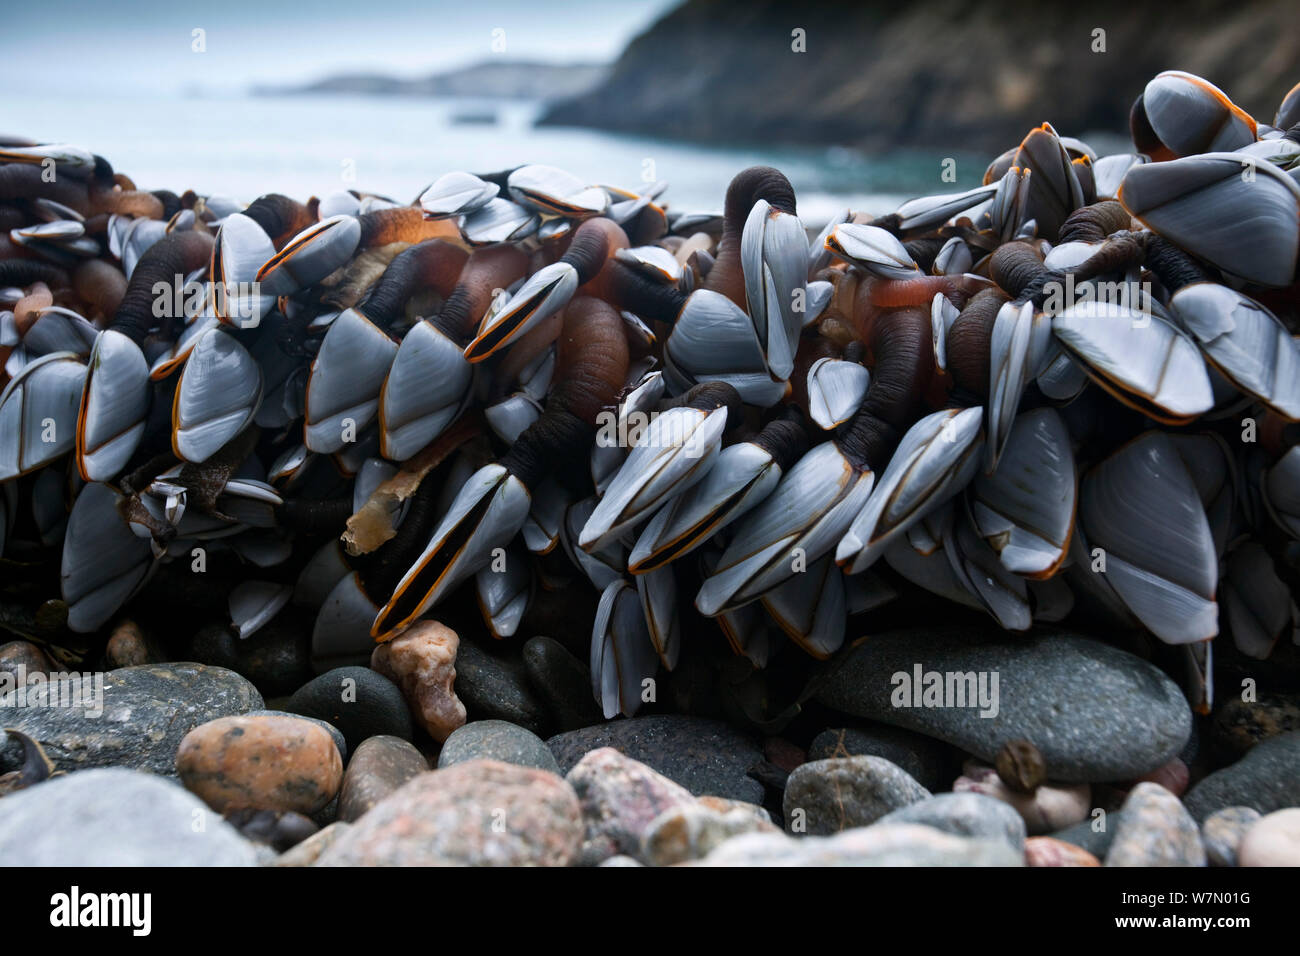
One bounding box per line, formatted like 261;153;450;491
808;725;955;791
453;640;550;737
1051;813;1122;858
0;768;257;865
816;629;1191;782
317;759;582;866
438;720;559;774
2;663;261;776
286;666;412;752
523;636;603;731
1211;693;1300;761
223;807;319;852
1183;731;1300;821
338;735;428;823
190;620;313;698
783;756;929;834
548;715;764;803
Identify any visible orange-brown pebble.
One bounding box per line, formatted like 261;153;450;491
176;715;343;815
1024;836;1101;867
370;621;467;742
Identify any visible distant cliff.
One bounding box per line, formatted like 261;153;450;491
254;60;606;101
537;0;1300;151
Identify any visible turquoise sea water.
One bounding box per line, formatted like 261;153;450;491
3;93;992;227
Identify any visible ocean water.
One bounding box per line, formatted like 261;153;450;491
3;93;989;228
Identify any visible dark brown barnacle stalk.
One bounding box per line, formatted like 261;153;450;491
1057;200;1133;245
242;193;317;249
109;230;214;345
355;239;468;333
433;243;531;344
356;205;462;249
945;287;1010;399
705;166;797;310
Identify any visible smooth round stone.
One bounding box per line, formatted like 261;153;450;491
1;663;262;776
370;621;466;742
808;725;955;791
338;735;428;823
1238;808;1300;866
317;759;583;866
877;792;1027;849
783;756;930;835
548;715;764;803
1183;732;1300;821
566;747;695;864
1105;782;1206;866
454;640;550;737
1202;806;1261;867
697;823;1022;866
0;639;51;677
1210;693;1300;761
1025;836;1101;866
286;666;413;752
191;620;313;697
177;714;344;814
0;768;257;865
1134;758;1189;797
247;709;347;763
523;636;603;731
438;720;559;774
816;629;1192;783
105;620;160;668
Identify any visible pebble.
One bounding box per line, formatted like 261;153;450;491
1210;693;1300;761
954;762;1090;834
286;666;413;752
1237;808;1300;866
642;803;779;865
272;821;352;867
338;735;429;823
370;621;466;742
223;807;319;852
696;823;1023;866
1105;782;1206;866
1183;731;1300;822
2;662;262;775
0;639;51;677
598;855;644;867
191;621;313;697
522;636;603;731
566;747;696;864
0;768;257;865
176;714;343;814
783;756;930;834
815;629;1191;782
317;759;583;866
1201;806;1261;867
453;640;550;736
1024;836;1101;866
104;620;161;668
808;725;954;791
877;792;1027;849
438;720;559;774
548;715;765;803
247;709;347;762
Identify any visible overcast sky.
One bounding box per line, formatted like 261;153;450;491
1;0;677;96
